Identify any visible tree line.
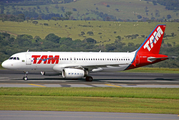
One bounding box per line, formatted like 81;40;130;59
0;32;178;68
144;0;179;10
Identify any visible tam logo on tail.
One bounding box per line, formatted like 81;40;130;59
126;25;168;70
143;26;164;51
137;25;166;54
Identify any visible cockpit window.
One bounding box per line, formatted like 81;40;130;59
9;57;20;60
9;57;13;60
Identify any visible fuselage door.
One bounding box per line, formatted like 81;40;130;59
26;54;31;65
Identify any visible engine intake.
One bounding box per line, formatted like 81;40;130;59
62;68;87;79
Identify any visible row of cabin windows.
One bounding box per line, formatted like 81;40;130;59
59;58;130;61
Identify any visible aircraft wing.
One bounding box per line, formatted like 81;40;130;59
53;63;129;72
83;63;129;71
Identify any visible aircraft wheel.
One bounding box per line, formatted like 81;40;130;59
23;77;28;81
86;76;93;82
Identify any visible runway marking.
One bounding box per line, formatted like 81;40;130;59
105;84;121;87
29;84;46;87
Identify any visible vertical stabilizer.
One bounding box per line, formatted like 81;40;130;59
126;25;167;70
137;25;166;54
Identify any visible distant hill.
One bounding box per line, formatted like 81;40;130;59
0;0;179;21
0;20;179;46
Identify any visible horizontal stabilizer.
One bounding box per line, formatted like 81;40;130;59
147;57;168;62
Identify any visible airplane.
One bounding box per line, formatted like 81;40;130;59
1;24;168;81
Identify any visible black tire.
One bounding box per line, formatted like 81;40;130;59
86;76;93;82
23;77;28;81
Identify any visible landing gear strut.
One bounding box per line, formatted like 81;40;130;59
23;72;28;81
85;76;93;82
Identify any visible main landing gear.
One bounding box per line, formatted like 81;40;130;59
23;71;28;81
85;76;93;82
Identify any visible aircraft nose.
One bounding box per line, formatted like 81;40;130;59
1;61;9;69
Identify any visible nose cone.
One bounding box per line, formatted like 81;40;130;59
2;60;10;69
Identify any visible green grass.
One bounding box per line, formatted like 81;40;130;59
0;96;178;114
0;87;178;99
1;21;179;45
0;88;178;114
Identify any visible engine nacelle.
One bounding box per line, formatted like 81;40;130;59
62;68;86;79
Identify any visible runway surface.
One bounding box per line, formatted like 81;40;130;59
0;111;178;120
0;70;179;88
0;70;179;120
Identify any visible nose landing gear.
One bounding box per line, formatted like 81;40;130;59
23;72;28;81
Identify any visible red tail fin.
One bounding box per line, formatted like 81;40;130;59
126;25;168;70
137;25;166;54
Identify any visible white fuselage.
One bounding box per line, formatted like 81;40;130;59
2;51;136;73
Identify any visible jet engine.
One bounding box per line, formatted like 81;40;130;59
62;68;87;79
